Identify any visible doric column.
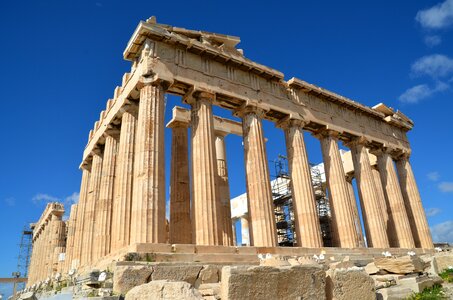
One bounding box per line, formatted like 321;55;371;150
371;166;389;234
238;106;277;247
188;91;222;245
215;132;234;246
345;175;365;247
348;138;389;248
111;106;137;251
95;133;119;260
81;151;103;265
44;220;53;279
50;214;66;274
72;168;90;270
131;81;167;244
279;118;322;248
63;204;78;273
240;216;250;246
375;150;415;248
396;154;433;248
168;120;192;244
317;130;359;248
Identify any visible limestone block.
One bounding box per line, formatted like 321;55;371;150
329;261;356;270
374;256;424;274
326;269;375;300
19;292;37;300
260;257;291;267
433;253;453;273
125;280;203;300
151;265;203;285
365;262;380;275
220;265;326;300
376;286;412;300
396;275;436;293
113;265;153;295
196;265;220;286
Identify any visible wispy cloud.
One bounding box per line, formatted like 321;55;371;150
416;0;453;29
32;193;59;204
431;220;453;243
64;192;79;205
424;35;442;47
438;181;453;192
399;82;448;103
427;171;440;181
426;207;442;217
411;54;453;78
4;197;15;207
32;192;79;205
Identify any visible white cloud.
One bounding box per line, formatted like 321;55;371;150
427;171;440;181
438;181;453;192
411;54;453;78
4;197;15;207
32;193;59;204
424;35;442;47
426;207;442;217
416;0;453;29
398;82;449;103
431;220;453;243
64;192;79;205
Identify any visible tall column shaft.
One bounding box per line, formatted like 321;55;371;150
95;134;118;260
50;215;66;274
131;82;166;244
111;108;137;251
240;216;250;246
215;133;234;246
64;204;78;273
169;123;192;244
371;167;390;234
72;169;90;269
81;152;103;265
240;107;277;247
282;120;322;247
349;140;389;248
396;156;433;248
346;177;365;247
190;92;222;245
318;131;358;248
377;152;415;248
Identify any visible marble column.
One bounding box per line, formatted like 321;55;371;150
189;92;222;245
241;216;250;246
349;138;389;248
81;151;103;265
111;106;137;251
396;154;433;249
280;118;323;248
50;214;66;274
44;221;52;278
318;130;359;248
95;133;119;260
63;204;78;273
72;168;90;269
376;150;415;248
371;166;390;234
215;132;234;246
239;106;277;247
168;121;192;244
131;81;167;244
345;176;365;247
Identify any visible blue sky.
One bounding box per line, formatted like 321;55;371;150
1;0;453;294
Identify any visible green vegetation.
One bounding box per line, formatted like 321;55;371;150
439;268;453;283
406;284;446;300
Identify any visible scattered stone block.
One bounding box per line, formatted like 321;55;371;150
113;265;153;295
220;265;326;300
151;264;203;285
396;274;437;293
195;265;220;287
125;280;203;300
374;255;424;274
260;257;290;267
376;286;412;300
326;269;375;300
365;262;380;275
433;253;453;273
19;292;37;300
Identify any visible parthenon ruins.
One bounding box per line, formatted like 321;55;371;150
27;16;434;289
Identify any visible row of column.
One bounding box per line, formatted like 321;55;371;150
28;212;66;286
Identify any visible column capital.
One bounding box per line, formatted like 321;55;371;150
119;103;139;116
103;126;121;139
275;116;308;129
344;136;370;148
312;128;341;140
167;119;190;129
214;129;230;137
394;149;412;160
183;87;216;105
137;76;172;90
233;104;267;119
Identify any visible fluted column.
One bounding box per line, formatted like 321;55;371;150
279;118;322;247
131;81;167;244
50;214;66;274
239;106;277;247
72;168;90;269
375;150;415;248
189;92;222;245
64;204;78;273
371;166;389;234
317;130;359;248
81;151;103;265
168;121;192;244
241;216;250;246
215;132;234;246
44;220;52;279
111;106;137;251
396;154;433;248
349;138;389;248
95;133;119;260
345;175;365;247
